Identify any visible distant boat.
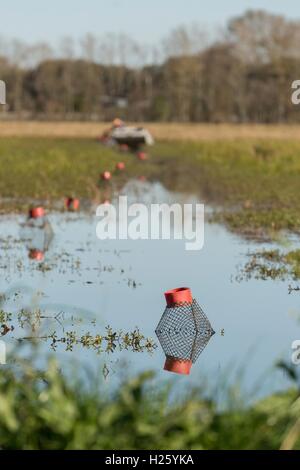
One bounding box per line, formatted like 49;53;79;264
110;126;154;150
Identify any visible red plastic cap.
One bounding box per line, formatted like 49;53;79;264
164;287;192;307
65;197;80;211
164;357;192;375
29;207;45;218
116;162;125;171
29;249;44;261
137;151;147;160
101;171;111;181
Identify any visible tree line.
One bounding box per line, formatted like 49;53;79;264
1;9;300;122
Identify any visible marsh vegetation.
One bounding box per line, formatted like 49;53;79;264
0;132;300;449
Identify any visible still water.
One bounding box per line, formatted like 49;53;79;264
0;180;299;400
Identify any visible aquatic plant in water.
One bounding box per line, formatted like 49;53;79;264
236;249;300;283
0;301;156;355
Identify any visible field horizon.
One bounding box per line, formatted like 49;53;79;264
1;121;300;140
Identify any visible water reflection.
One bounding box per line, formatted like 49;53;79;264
20;207;53;261
0;180;299;398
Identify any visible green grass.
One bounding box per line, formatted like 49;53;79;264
0;356;299;450
150;140;300;237
0;137;131;208
237;249;300;281
1;137;300;238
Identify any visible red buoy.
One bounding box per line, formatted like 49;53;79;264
101;171;112;181
116;162;125;171
120;144;129;152
137;151;147;161
28;249;44;261
65;197;80;211
164;356;192;375
29;207;45;219
164;287;193;307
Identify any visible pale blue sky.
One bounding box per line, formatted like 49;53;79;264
1;0;299;45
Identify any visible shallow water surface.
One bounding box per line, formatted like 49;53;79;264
0;181;299;400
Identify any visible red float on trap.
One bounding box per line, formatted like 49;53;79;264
120;144;129;152
29;249;44;261
29;207;45;219
137;151;147;161
164;287;193;375
65;197;80;211
101;171;112;181
116;162;125;171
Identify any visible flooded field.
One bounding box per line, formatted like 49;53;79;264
1;179;299;400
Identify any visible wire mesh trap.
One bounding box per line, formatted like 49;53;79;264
155;288;215;375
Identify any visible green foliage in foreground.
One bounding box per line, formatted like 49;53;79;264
0;359;299;450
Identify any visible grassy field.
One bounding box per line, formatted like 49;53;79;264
1;135;300;239
0;137;124;209
3;121;300;140
151;140;300;238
